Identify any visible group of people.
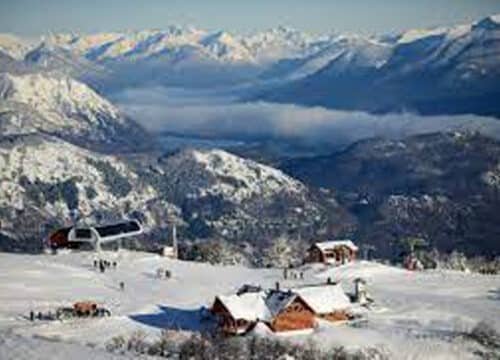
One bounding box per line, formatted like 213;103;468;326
156;267;172;279
94;259;117;273
283;268;304;280
30;310;43;321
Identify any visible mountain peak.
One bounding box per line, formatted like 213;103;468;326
473;14;500;31
0;72;150;151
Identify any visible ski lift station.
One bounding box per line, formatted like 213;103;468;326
47;220;144;251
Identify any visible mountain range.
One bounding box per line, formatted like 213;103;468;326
1;14;499;116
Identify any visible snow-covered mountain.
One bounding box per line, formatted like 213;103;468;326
0;133;173;251
0;26;333;89
282;132;500;257
259;14;500;117
138;148;347;243
1;13;499;113
0;130;347;251
260;34;392;81
0;34;33;60
0;72;149;151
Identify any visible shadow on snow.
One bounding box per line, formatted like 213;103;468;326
129;305;212;332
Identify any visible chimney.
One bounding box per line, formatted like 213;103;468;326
327;277;336;285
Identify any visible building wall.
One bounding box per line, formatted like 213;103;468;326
319;310;351;322
308;245;357;264
269;298;316;332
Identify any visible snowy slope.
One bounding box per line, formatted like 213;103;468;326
148;148;331;243
161;148;305;203
0;34;33;60
0;136;340;251
0;252;498;359
0;134;173;251
0;72;149;151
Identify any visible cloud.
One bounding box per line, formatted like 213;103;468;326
113;86;500;149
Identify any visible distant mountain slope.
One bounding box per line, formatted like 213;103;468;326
137;148;351;243
0;72;150;151
282;132;500;256
258;15;500;117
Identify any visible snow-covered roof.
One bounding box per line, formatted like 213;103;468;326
314;240;358;252
216;283;351;321
216;292;272;321
293;284;351;314
265;291;299;317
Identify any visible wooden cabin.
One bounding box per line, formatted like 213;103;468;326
306;240;358;265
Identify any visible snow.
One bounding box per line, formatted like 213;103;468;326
216;292;271;321
0;251;498;359
0;34;33;60
293;284;351;313
0;134;171;242
314;240;359;252
0;72;122;127
164;148;306;203
265;291;298;317
397;27;449;44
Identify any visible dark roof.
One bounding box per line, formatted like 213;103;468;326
94;220;141;238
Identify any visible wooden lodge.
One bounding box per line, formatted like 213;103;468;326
306;240;358;265
211;283;352;335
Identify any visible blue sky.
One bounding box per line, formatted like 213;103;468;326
1;0;500;36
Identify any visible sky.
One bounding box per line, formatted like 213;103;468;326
1;0;500;36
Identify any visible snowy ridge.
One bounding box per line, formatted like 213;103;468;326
0;72;148;150
0;134;162;226
0;13;498;94
0;72;120;123
164;148;306;203
151;148;326;244
0;13;497;70
0;34;33;60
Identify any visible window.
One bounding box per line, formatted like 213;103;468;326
75;228;92;239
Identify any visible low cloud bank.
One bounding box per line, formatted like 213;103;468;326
113;86;500;149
